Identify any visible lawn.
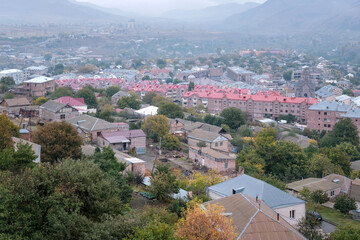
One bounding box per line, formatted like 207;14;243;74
307;203;359;227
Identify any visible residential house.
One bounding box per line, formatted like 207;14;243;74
54;96;89;114
204;194;306;240
337;80;352;89
23;76;55;97
40;100;80;122
189;146;236;172
181;122;224;137
67;115;122;143
335;95;352;105
286;178;341;200
97;129;146;154
82;145;145;177
323;174;352;195
315;85;343;101
349;179;360;202
188;129;229;152
207;174;306;226
0;97;32;117
111;90;130;105
169;118;193;138
227;66;255;82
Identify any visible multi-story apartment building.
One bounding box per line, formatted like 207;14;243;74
307;101;360;136
0;69;24;84
183;89;318;123
227;66;255;83
129;82;188;102
23;76;55;97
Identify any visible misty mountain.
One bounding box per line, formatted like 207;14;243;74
161;2;259;23
0;0;123;24
223;0;360;33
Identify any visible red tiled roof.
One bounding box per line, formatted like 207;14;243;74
54;96;86;107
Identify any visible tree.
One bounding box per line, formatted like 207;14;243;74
176;201;236;240
129;218;176;240
156;59;166;69
32;121;83;163
331;225;360;240
278;114;296;123
220;107;245;130
311;190;329;205
142;75;150;81
320;119;359;147
321;146;351;176
78;63;97;74
53;64;64;75
50;87;74;99
0;142;37;171
297;212;323;240
150;164;179;202
334;194;356;215
143;92;158;104
76;87;98;108
0;76;15;92
117;92;141;110
188;81;195;91
33;97;49;106
105;86;120;99
1;92;14;99
343;89;354;96
162;134;181;151
151;95;168;107
158;102;184;119
283;70;293;81
44;53;52;61
309;153;344;178
142;115;170;141
0;114;19;151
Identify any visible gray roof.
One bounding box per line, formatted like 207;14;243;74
208;174;305;209
40;100;67;112
341;108;360;118
111;90;130;99
66;114;118;132
315;85;341;98
188;129;226;142
308;101;352;112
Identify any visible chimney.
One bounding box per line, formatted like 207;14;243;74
256;195;258;202
277;213;280;221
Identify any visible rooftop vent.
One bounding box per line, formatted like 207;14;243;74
232;187;245;195
333;179;340;183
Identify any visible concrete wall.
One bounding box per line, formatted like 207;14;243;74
189;149;235;172
275;204;306;226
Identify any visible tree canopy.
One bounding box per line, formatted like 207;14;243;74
76;87;98;108
117;92;141;110
320;118;359;147
220;107;245;130
142;115;170;141
158;102;184;119
32;121;83;163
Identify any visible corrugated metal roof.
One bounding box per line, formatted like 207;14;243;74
309;101;351;112
208;174;305;209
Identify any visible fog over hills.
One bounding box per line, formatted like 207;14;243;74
0;0;124;24
223;0;360;33
161;2;259;23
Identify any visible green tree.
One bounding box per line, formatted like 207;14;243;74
158;102;184;119
220;107;245;130
283;70;293;81
188;82;195;91
0;76;15;86
278;114;296;123
343;89;354;96
331;225;360;240
50;87;74;99
150;164;179;202
117;92;141;110
32;121;83;163
0;114;19;151
334;194;357;215
53;64;64;75
162;134;181;151
142;75;150;81
309;153;344;178
44;53;52;61
320;119;359;147
0;142;37;171
142;115;170;141
298;212;323;240
129;218;176;240
1;92;14;99
321;146;351;176
105;86;120;98
143;92;158;104
76;87;98;108
156;59;166;69
78;64;97;74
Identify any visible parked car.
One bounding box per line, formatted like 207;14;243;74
307;211;323;221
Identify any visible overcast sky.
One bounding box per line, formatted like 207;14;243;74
76;0;266;15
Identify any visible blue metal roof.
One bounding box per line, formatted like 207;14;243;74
208;174;305;209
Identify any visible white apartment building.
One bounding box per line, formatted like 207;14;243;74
0;69;24;84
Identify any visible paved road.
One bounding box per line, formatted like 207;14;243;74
321;221;337;234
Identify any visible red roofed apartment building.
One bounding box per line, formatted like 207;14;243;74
183;89;318;123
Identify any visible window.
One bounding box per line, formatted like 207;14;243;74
225;162;228;169
290;210;295;219
215;143;218;147
60;114;65;119
220;142;223;146
330;191;335;196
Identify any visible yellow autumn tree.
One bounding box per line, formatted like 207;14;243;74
142;114;170;141
176;200;236;240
